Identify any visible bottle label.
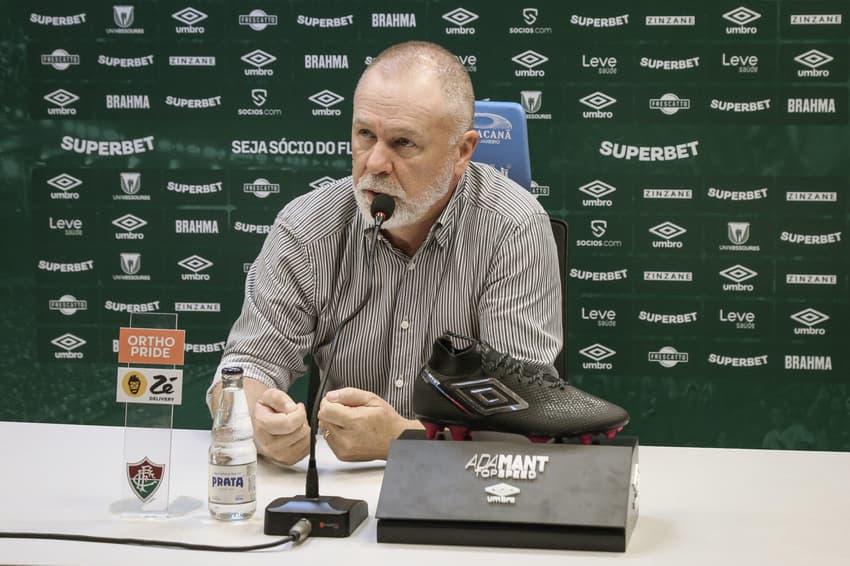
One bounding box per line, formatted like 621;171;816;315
208;462;256;505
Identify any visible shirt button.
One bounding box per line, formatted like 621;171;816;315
394;378;404;388
400;319;410;330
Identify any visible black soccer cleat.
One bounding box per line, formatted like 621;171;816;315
413;333;630;444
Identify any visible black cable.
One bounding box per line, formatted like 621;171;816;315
0;517;312;552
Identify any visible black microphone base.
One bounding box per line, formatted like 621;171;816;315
264;495;368;538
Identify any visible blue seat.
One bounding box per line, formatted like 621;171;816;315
471;100;532;190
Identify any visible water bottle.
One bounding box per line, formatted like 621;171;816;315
209;366;257;520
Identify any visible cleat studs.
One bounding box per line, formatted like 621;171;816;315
448;425;471;441
605;429;617;439
527;436;551;444
580;433;593;445
423;421;442;440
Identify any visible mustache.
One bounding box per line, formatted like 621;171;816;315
356;174;403;197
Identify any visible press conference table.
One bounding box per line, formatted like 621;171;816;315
1;422;848;565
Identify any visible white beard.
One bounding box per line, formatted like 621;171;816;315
354;161;455;229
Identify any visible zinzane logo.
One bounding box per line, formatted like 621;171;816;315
465;453;549;480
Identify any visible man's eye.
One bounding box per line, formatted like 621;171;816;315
396;138;415;148
358;129;374;138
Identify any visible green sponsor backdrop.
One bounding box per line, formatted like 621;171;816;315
1;0;848;450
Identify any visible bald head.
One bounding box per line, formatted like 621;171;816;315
355;41;475;144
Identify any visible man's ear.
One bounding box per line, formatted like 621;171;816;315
453;129;479;177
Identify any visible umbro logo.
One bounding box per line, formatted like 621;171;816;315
47;173;82;192
578;180;616;199
720;264;757;283
723;7;761;26
579;343;616;362
241;49;276;68
790;308;829;327
178;255;213;273
51;333;86;351
442;8;479;27
794;49;833;69
172;7;207;26
309;176;337;190
579;91;616;111
512;50;548;69
308;90;344;108
112;214;147;232
44;88;79;107
649;221;687;240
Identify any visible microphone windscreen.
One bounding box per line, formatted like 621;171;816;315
371;193;395;221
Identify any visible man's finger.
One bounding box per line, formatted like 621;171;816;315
318;396;359;428
258;388;297;413
255;401;307;436
325;387;378;407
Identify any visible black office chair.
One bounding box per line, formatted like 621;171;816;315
549;217;568;382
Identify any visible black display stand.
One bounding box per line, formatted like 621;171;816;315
376;431;639;552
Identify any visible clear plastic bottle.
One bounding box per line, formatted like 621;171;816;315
209;366;257;520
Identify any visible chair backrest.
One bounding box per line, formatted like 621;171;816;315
470;100;532;190
549;217;568;381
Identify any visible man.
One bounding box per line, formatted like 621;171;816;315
208;41;561;463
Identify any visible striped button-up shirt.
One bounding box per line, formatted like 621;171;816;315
209;162;562;419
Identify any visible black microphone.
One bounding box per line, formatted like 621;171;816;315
370;193;395;227
264;194;394;538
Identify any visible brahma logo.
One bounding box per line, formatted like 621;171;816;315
473;112;512;145
648;222;686;248
787;98;836;114
309;90;344;116
579;91;616;119
241;50;276;76
175;219;219;234
579;343;615;370
172;7;207;33
723;6;761;34
578;180;616;206
372;13;417;28
304;54;349;69
239;10;278;31
442;8;478;34
648;347;688;368
720;264;757;291
106;94;151;109
243;178;280;198
790;308;829;336
43;89;79;116
512;50;548;77
41;49;80;70
785;356;832;371
794;49;833;78
51;333;86;359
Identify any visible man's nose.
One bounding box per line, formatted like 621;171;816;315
365;141;393;176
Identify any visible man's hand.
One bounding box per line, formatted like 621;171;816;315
253;389;311;465
318;387;423;461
